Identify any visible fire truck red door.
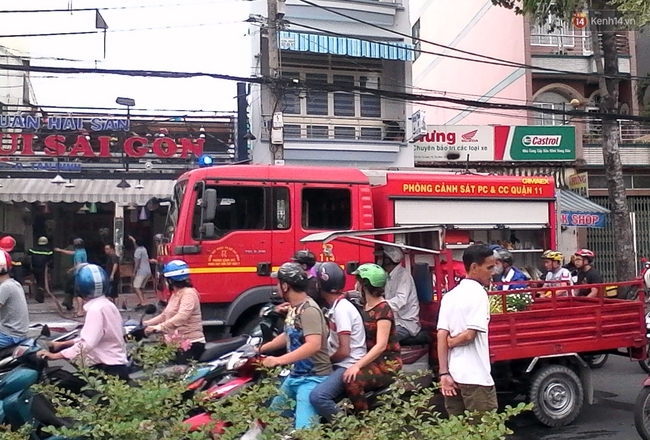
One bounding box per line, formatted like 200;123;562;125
269;183;295;271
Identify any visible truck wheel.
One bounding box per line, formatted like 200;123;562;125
635;387;650;440
529;364;584;427
584;354;608;369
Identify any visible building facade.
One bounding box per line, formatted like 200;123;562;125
248;0;415;167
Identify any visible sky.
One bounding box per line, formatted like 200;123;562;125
0;0;254;114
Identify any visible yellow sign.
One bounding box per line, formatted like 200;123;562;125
568;172;588;190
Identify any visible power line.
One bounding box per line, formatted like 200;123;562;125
0;19;246;38
0;0;256;14
2;62;648;122
292;0;645;82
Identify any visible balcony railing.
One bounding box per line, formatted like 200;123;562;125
530;27;630;56
261;116;405;142
582;121;650;145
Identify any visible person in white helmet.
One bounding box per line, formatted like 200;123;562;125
378;245;421;341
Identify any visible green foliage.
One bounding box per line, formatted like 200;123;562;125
6;344;531;440
207;369;532;440
0;424;31;440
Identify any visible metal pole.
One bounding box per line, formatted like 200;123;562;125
236;82;249;162
267;0;283;161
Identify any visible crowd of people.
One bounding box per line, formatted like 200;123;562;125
0;230;619;429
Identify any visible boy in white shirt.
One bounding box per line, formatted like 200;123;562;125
437;244;498;417
310;262;367;421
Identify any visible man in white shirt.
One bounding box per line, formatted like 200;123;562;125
437;244;498;416
380;246;421;341
309;262;366;421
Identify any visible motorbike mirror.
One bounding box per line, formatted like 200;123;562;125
40;325;51;338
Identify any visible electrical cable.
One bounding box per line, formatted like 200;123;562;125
292;0;644;82
2;62;647;122
0;0;257;14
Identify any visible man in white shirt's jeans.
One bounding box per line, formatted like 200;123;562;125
380;246;421;341
437;244;498;417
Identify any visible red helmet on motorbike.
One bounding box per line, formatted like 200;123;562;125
0;250;12;275
575;249;595;263
0;236;16;252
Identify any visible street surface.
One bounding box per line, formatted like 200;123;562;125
27;293;645;439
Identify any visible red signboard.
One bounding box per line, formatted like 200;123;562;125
0;133;204;159
384;173;555;199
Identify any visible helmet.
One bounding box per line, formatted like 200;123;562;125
541;250;563;262
75;264;108;299
73;238;84;248
575;249;595;259
163;259;190;281
488;244;503;252
0;250;11;275
0;236;16;252
315;262;346;293
496;249;514;265
575;248;595;264
37;236;48;246
382;246;404;264
352;263;387;288
272;262;309;287
291;250;316;268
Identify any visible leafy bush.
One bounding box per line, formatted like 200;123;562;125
5;343;530;440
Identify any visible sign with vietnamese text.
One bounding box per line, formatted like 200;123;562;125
414;126;494;163
568;172;588;197
392;174;555;199
495;125;576;161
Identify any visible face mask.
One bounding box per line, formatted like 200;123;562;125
493;264;504;276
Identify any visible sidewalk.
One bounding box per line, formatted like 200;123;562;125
27;288;161;327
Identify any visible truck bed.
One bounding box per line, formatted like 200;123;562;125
488;292;646;362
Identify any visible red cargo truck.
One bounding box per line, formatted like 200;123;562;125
154;164;646;426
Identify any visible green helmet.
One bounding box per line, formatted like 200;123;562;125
353;263;387;288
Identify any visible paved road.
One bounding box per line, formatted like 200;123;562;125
510;355;644;440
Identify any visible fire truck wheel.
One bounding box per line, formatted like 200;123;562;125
529;364;584;427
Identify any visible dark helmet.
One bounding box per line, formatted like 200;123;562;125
75;264;108;299
496;249;514;265
73;238;84;249
315;262;346;294
291;250;316;268
272;262;309;288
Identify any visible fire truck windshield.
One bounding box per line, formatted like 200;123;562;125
164;180;187;241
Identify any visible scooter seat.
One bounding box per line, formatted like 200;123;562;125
200;335;249;362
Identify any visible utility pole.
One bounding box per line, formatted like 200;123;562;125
266;0;284;162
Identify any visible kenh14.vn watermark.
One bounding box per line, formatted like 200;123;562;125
572;11;639;30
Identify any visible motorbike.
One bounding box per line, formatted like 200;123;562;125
635;372;650;439
0;325;73;440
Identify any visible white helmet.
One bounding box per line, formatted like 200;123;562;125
383;246;404;264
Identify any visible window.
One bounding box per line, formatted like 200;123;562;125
334;126;356;139
302;188;351;230
164;180;187;241
307;125;329;139
360;127;382;140
333;75;355;117
192;185;266;240
533;102;567;126
273;187;290;230
305;73;328;115
412;20;421;61
284;124;302;139
360;76;381;117
281;72;301;115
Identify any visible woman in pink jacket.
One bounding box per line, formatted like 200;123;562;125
144;260;205;363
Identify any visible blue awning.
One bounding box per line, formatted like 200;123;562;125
279;31;414;61
558;189;610;228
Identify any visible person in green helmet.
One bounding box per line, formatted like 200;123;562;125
343;263;402;413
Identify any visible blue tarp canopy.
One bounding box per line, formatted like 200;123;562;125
558;189;610;228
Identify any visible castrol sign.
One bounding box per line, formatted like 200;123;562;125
495;126;575;161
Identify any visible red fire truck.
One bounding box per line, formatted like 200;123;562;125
155;165;557;334
154;164;646;427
